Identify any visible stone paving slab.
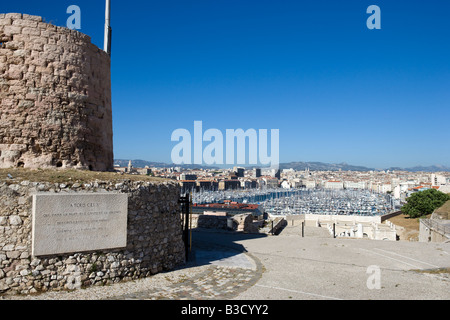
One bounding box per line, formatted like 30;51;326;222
112;264;261;300
110;241;263;300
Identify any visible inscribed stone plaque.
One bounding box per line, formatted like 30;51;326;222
32;193;128;256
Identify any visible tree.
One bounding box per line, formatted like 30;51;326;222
401;189;450;219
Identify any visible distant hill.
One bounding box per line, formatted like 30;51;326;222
385;165;450;172
114;159;450;172
283;162;450;172
114;159;219;170
114;159;168;168
279;161;374;172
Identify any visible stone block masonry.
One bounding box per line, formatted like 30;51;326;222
0;178;185;295
0;13;113;171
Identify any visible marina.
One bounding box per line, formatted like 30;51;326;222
192;188;396;217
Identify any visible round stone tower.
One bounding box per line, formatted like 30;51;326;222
0;13;113;171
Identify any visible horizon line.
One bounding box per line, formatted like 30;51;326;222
113;159;450;171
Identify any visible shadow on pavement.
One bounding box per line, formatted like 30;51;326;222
186;228;267;268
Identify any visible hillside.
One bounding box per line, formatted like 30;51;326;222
279;161;374;172
433;200;450;220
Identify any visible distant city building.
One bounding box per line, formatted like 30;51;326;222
324;180;344;189
344;181;366;189
303;180;316;189
219;180;241;190
241;179;258;189
264;177;279;188
431;173;447;186
290;179;303;188
180;173;197;181
136;167;151;175
234;167;245;178
179;180;197;193
281;180;291;189
274;169;281;179
197;180;218;191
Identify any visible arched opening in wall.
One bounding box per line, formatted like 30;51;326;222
89;165;93;171
17;161;25;168
56;162;63;168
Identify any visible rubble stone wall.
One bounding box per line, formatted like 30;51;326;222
0;13;113;171
0;179;185;295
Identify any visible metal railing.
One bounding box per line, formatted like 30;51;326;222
421;219;450;238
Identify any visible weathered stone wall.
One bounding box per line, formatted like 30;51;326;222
0;13;113;171
191;214;229;230
0;179;185;295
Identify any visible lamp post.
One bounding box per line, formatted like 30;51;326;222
104;0;112;55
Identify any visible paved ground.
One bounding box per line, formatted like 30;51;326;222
231;226;450;300
1;225;449;300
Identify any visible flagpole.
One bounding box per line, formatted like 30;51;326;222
104;0;112;55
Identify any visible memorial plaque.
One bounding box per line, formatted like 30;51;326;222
32;193;128;256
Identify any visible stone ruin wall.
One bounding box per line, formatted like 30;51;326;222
0;13;113;171
0;179;185;295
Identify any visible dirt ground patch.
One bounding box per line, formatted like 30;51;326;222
388;213;433;241
434;200;450;220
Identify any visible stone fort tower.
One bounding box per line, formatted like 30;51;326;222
0;13;113;171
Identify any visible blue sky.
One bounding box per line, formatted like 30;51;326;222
4;1;450;168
